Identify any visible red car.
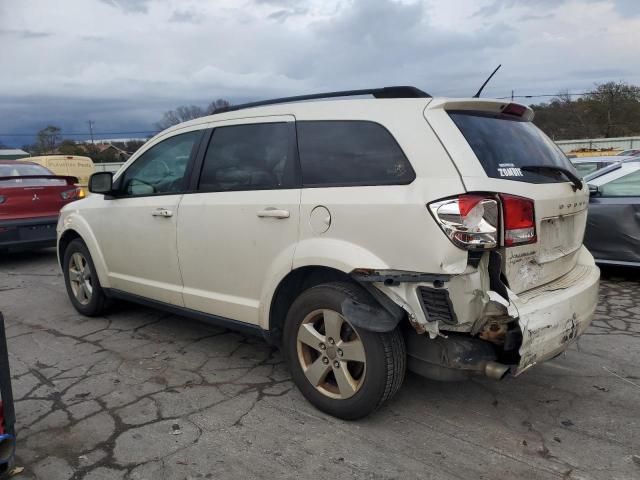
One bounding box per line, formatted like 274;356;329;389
0;161;84;251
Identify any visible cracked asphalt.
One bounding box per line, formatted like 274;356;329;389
1;249;639;480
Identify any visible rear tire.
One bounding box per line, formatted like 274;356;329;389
63;239;107;316
283;282;405;420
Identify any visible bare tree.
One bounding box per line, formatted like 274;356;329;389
206;98;231;114
155;99;232;130
35;126;62;154
154;105;206;130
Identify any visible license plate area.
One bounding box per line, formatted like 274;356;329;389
538;211;586;264
19;223;56;241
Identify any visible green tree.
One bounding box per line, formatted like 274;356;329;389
532;81;640;140
58;139;86;155
583;81;640;138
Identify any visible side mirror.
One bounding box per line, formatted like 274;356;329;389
588;183;599;196
89;172;113;194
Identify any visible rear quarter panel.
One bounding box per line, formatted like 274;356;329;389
293;100;469;275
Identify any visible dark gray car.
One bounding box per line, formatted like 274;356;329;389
584;160;640;267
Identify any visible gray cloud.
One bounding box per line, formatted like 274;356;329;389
0;0;639;146
613;0;640;16
98;0;152;14
0;29;52;38
268;7;309;21
518;13;554;21
169;9;201;23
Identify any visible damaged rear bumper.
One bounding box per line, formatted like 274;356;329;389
512;247;599;374
352;246;599;379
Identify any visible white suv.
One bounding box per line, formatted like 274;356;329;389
57;87;600;419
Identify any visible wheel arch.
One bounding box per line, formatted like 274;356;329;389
57;217;111;288
266;266;351;344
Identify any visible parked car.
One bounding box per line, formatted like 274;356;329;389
57;87;599;419
570;155;635;178
584;159;640;267
25;155;95;195
0;161;84;252
617;149;640;157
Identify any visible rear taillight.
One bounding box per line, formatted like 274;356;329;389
430;193;536;250
60;187;83;201
500;194;536;246
429;194;499;250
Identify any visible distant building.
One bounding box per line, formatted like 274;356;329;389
0;149;29;160
93;143;130;162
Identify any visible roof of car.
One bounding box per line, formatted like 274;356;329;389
156;95;531;142
584;158;640;182
572;155;635;163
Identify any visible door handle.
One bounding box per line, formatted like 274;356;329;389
151;208;173;217
257;208;290;219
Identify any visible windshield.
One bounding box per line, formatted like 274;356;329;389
449;111;576;184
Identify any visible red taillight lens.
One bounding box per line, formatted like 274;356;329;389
502;103;527;117
429;194;499;250
60;187;83;201
500;194;536;246
430;193;536;250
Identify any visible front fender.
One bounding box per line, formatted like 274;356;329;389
57;212;111;289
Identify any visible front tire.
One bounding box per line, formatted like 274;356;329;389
283;282;406;420
63;239;106;316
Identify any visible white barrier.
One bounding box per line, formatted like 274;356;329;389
94;162;124;173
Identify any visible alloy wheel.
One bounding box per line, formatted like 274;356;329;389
296;309;366;400
68;252;93;305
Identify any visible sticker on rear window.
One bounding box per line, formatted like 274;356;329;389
497;165;523;177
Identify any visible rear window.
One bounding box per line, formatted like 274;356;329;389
573;162;602;178
296;121;415;187
0;163;64;187
449;111;576;183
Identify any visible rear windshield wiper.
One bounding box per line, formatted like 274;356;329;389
520;165;583;192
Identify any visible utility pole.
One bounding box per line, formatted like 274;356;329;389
511;90;514;101
87;120;95;145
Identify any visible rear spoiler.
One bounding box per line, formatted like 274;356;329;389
0;175;79;185
426;98;535;122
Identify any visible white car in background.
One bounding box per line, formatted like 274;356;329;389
57;87;599;419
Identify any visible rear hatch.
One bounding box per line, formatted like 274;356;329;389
0;176;79;221
424;99;589;293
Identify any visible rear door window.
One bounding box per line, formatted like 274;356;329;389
198;122;295;192
296;121;415;187
449;111;576;183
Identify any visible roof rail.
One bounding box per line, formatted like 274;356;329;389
217;86;430;113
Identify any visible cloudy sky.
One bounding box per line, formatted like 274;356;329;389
1;0;639;146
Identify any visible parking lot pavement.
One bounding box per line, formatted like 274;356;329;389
0;250;638;480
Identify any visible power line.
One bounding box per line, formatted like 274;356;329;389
497;91;600;99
